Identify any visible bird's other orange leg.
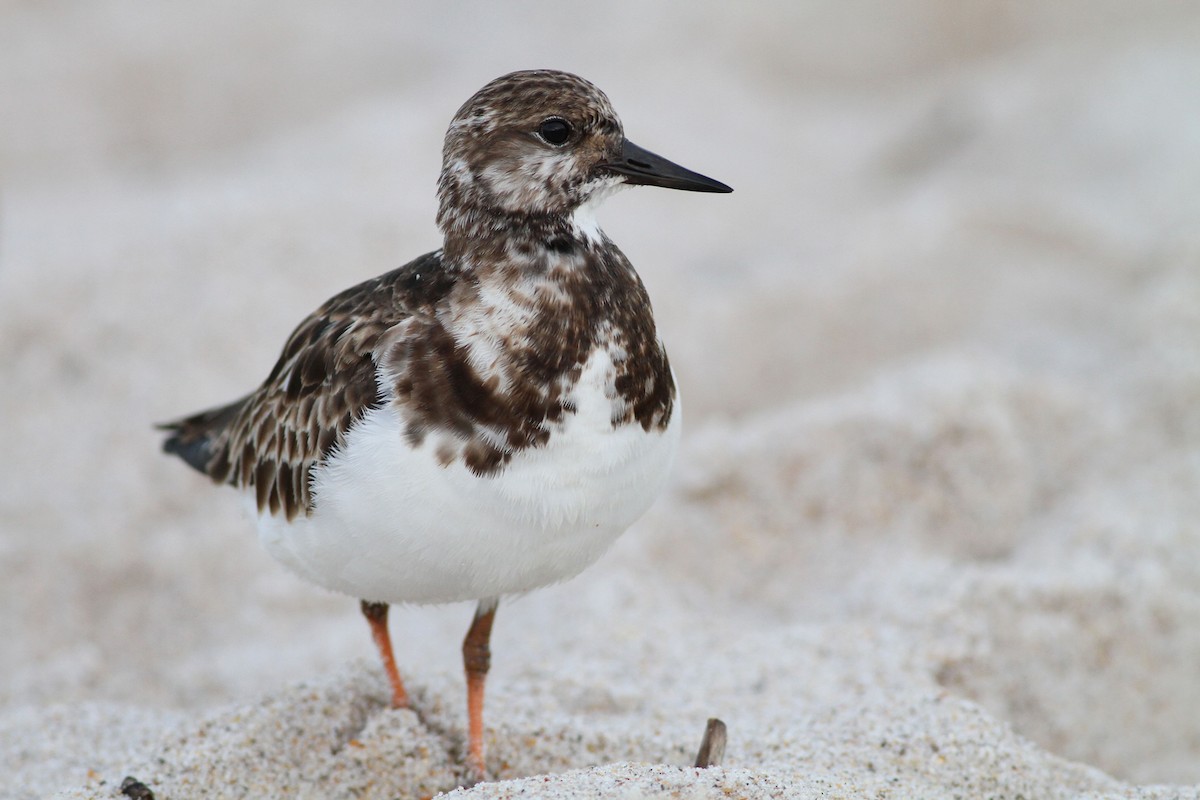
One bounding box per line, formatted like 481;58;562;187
360;600;408;709
462;600;498;784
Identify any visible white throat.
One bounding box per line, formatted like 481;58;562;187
570;179;625;245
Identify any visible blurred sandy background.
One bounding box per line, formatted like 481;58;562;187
3;2;1200;798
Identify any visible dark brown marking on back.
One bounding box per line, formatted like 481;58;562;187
160;251;454;520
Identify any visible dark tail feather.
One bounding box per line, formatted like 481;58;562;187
158;397;247;477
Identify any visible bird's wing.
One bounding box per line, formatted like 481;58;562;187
161;250;453;520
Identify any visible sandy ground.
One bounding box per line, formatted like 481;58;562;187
4;2;1200;798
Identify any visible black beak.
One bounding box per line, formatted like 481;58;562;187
601;139;732;193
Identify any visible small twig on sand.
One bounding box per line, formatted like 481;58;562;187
120;776;156;800
694;718;727;768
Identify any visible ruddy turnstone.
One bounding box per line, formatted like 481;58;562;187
160;69;731;783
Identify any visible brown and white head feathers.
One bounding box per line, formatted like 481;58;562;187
436;70;626;243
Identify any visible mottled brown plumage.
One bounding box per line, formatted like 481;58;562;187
161;70;698;524
161;252;449;520
162;236;673;521
159;69;730;784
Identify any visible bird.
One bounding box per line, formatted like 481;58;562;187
160;69;731;784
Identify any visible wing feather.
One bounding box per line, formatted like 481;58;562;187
160;251;451;520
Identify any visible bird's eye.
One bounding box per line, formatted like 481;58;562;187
537;117;572;146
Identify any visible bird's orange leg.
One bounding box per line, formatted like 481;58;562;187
360;600;409;709
462;600;497;783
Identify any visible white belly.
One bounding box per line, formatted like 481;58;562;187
255;349;680;605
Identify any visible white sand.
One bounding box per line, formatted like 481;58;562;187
4;2;1200;798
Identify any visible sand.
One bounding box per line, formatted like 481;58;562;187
4;2;1200;798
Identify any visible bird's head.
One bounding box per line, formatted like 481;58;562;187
436;70;730;243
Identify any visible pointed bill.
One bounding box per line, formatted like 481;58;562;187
601;139;732;193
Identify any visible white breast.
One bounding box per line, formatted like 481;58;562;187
255;347;680;605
